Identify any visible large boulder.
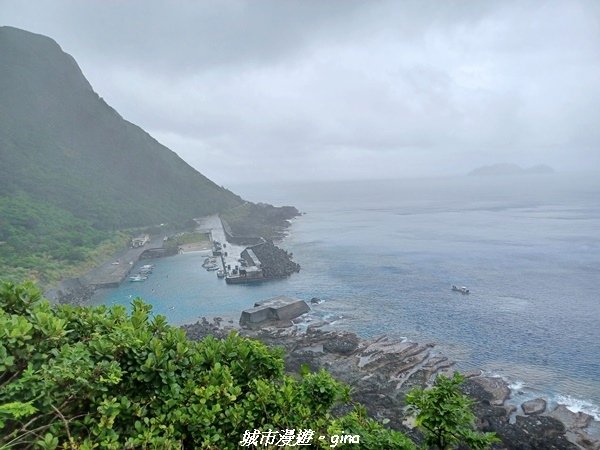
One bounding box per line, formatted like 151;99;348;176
522;398;547;415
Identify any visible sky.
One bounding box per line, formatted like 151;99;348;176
2;0;600;184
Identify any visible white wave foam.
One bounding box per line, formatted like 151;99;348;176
508;380;525;392
555;395;600;421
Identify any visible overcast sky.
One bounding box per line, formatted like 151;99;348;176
2;0;599;184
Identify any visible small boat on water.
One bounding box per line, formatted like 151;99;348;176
206;266;219;271
216;270;225;278
140;264;154;270
202;258;217;268
452;285;470;294
129;275;147;282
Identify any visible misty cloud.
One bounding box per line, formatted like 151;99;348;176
2;0;599;183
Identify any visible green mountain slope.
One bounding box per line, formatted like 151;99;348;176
0;26;250;283
0;26;243;229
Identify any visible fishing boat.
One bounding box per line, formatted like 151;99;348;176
452;285;470;294
129;274;147;282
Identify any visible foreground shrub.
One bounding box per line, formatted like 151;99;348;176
406;372;499;450
0;281;413;449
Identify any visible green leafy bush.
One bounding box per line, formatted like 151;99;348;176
406;372;499;450
0;281;413;449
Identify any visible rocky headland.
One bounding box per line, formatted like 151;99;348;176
183;316;599;450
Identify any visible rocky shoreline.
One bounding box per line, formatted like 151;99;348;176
182;316;599;450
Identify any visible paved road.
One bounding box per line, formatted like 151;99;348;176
195;215;247;273
82;235;164;288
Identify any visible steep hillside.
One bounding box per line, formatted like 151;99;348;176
0;26;250;283
0;26;243;229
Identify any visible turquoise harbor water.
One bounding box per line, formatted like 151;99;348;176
94;173;600;419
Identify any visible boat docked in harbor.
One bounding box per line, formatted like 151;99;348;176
225;266;264;284
216;269;225;278
129;274;147;282
202;257;217;269
452;285;470;294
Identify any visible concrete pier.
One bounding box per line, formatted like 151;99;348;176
239;296;310;327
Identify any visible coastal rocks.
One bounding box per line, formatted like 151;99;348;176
550;405;593;430
182;317;233;341
522;398;547;415
322;332;360;355
462;368;483;378
504;415;576;450
469;376;511;406
549;406;600;450
182;321;598;449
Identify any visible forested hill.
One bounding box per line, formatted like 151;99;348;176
0;26;243;229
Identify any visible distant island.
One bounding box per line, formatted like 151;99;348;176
468;163;555;176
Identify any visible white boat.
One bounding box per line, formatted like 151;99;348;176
206;266;219;271
140;264;154;270
452;285;470;294
216;270;225;278
129;275;147;282
202;258;217;268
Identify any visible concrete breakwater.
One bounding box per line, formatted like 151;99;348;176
197;215;300;284
182;316;600;450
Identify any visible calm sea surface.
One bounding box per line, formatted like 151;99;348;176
94;173;600;418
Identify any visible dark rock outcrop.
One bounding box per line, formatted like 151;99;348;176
250;241;300;278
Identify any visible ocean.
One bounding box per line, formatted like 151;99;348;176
94;173;600;420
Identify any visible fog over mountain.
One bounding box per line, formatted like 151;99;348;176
0;26;243;229
2;0;599;183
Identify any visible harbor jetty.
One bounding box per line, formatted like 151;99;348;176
195;215;300;284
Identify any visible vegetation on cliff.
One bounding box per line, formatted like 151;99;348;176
0;193;130;285
220;202;300;241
